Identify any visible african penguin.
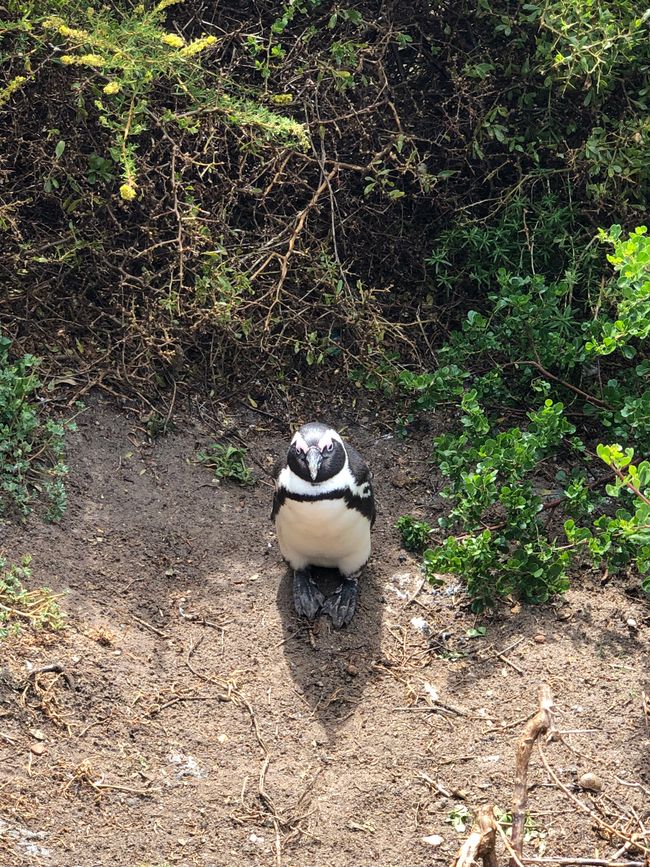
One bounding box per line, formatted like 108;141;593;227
272;422;376;628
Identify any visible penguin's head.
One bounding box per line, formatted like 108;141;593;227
287;422;346;483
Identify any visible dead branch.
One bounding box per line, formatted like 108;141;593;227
454;804;498;867
511;684;555;865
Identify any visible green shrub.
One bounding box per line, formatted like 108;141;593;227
399;226;650;609
0;335;75;520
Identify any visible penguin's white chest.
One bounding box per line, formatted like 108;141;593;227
275;496;371;576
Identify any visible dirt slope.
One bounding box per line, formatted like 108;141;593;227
1;400;648;867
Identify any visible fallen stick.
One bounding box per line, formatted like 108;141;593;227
454;804;498;867
511;684;555;866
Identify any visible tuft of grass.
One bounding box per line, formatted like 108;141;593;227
0;555;65;640
197;442;254;485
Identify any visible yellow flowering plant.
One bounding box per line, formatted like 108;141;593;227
12;1;306;203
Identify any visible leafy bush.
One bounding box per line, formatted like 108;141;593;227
399;226;650;609
1;0;649;394
0;554;65;639
0;335;75;520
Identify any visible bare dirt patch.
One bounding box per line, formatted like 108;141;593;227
1;399;648;867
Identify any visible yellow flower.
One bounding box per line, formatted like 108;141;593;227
155;0;183;12
269;93;293;105
0;75;27;108
119;183;137;201
58;23;90;40
161;33;185;48
41;16;64;29
79;53;105;66
103;81;121;94
61;53;105;66
179;34;216;57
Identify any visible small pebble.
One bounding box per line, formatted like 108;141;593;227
626;617;638;630
578;772;603;792
534;633;546;644
345;662;358;677
30;742;45;756
29;728;45;741
422;835;444;847
411;616;432;638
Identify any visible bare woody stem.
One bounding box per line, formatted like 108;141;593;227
454;804;498;867
510;684;555;866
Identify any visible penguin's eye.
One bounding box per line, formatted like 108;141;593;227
294;444;307;455
324;442;334;453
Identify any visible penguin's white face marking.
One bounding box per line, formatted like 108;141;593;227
287;424;345;484
317;431;335;452
291;432;310;455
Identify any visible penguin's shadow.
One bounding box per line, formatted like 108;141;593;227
276;564;383;740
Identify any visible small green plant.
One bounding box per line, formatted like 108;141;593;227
396;515;432;552
0;555;65;639
493;807;545;848
447;804;471;833
565;444;650;590
0;335;75;520
586;225;650;355
197;443;254;485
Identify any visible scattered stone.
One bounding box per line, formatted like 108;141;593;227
534;633;546;643
423;682;439;703
29;728;45;741
249;833;264;845
411;616;432;638
167;752;205;779
216;734;228;745
0;818;52;860
385;572;412;601
422;834;444;847
30;742;45;756
578;772;603;793
626;617;638;630
345;661;359;677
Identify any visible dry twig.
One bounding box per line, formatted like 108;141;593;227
454;804;498;867
511;684;555;864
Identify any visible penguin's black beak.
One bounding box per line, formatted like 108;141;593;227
306;447;322;481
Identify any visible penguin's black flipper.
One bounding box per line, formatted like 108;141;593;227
270;454;286;520
345;443;376;528
322;578;358;628
293;568;325;621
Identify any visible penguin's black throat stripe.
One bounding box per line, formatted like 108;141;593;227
272;486;375;521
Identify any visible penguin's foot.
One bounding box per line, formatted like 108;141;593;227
293;568;325;621
322;578;358;629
